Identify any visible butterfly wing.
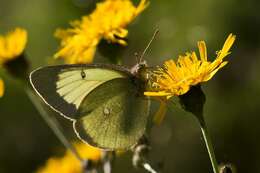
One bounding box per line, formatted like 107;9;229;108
74;78;150;150
30;64;129;120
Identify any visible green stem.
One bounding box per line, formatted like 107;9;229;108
199;117;219;173
26;89;83;162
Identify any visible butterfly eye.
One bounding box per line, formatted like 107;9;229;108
81;71;86;79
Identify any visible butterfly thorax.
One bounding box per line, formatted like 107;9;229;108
130;61;151;95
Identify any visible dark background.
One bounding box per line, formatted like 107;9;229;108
0;0;259;172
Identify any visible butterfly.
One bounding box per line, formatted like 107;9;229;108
30;63;151;150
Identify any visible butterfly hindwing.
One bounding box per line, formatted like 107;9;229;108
30;64;128;120
73;78;150;150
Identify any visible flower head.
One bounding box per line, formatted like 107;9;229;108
145;33;236;99
0;28;27;65
54;0;148;64
0;79;4;97
36;142;102;173
144;34;235;125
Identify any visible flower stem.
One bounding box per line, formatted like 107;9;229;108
199;117;219;173
26;89;83;162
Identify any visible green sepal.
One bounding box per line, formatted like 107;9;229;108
179;85;206;122
4;53;30;81
98;39;126;64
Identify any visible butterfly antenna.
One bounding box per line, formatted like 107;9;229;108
139;29;159;63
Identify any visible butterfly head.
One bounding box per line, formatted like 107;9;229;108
130;60;151;85
130;60;147;74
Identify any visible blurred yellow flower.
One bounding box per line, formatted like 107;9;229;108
54;0;148;64
145;33;236;99
36;142;102;173
0;79;4;97
0;28;27;65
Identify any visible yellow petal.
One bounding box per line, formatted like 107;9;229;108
191;52;198;62
198;41;207;62
144;91;171;97
114;28;128;38
135;0;150;15
0;79;4;97
203;61;228;82
153;98;167;125
217;33;236;60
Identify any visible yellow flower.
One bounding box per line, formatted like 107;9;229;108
36;142;102;173
0;79;4;97
145;34;236;125
54;0;148;64
145;33;236;98
0;28;27;65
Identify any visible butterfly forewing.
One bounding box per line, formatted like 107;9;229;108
30;64;128;120
73;78;150;150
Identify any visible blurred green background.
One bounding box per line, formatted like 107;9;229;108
0;0;260;172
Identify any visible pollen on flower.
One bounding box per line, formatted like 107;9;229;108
54;0;149;64
36;142;102;173
0;79;4;97
144;33;236;99
0;28;27;65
